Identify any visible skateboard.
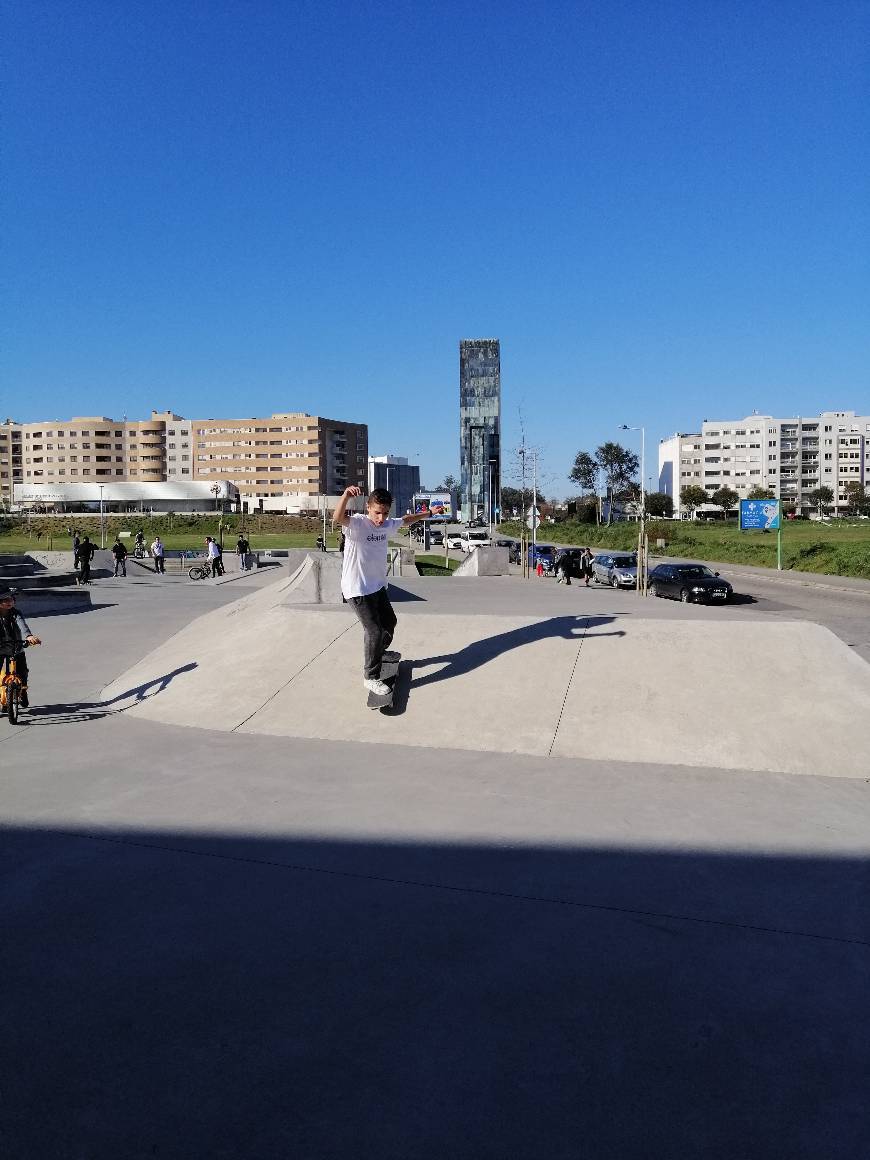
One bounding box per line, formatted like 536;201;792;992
367;653;401;712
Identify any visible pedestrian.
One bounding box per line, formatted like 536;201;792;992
236;532;250;571
77;536;95;584
206;536;224;576
333;485;427;696
338;530;346;554
556;553;571;585
580;546;594;586
111;536;127;577
536;558;544;578
72;531;81;573
151;536;166;574
0;590;42;709
315;535;326;552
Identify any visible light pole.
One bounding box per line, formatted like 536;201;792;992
618;424;645;522
619;424;645;594
210;483;220;512
98;484;105;549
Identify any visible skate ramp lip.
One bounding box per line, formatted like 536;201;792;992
100;588;870;776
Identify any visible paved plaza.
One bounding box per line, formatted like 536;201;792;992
2;561;870;1158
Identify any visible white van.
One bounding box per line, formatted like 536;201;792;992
461;529;492;552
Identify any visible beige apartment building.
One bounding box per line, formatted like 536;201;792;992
0;409;367;513
191;412;368;511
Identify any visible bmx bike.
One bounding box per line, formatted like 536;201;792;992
1;652;27;725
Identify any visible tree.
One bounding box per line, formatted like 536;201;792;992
806;485;834;517
843;480;870;516
747;486;776;500
710;487;739;519
595;442;639;525
568;451;598;494
646;491;674;518
499;487;525;518
439;474;459;493
679;484;708;519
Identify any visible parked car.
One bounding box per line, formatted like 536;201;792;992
446;532;464;550
528;543;556;570
606;553;638;589
648;562;733;603
591;552;636;586
429;528;444;545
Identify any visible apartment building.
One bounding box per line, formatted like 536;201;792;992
659;411;870;516
2;409;368;514
191;413;368;512
0;414;169;509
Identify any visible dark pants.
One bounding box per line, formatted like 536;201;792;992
349;587;397;679
211;556;224;576
114;559;126;576
154;556;165;573
79;559;91;583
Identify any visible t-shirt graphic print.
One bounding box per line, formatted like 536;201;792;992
341;513;404;599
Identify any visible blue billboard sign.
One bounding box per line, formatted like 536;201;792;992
740;499;781;530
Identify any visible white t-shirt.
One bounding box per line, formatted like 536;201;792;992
341;513;404;599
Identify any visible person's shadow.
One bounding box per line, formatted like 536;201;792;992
407;615;625;691
25;662;198;726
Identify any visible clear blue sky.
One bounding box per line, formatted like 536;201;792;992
4;0;868;498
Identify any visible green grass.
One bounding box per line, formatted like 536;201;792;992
414;554;459;577
0;515;343;555
497;518;870;579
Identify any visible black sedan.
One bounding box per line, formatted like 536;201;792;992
648;563;733;603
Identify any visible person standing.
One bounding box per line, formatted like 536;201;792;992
333;485;427;695
151;536;166;574
111;537;127;577
206;536;224;576
72;531;81;574
580;546;594;587
236;532;250;571
77;536;95;584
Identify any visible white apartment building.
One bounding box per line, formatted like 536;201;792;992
659;411;870;517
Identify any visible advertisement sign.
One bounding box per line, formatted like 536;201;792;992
739;499;781;530
413;491;453;520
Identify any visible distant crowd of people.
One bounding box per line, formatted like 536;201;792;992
69;528;256;581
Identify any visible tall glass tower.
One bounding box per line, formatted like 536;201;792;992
459;339;501;524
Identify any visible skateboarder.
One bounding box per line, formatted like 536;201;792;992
333;485;427;697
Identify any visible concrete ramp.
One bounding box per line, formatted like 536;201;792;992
100;587;870;776
454;546;510;576
281;552;343;604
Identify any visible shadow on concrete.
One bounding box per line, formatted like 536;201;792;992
387;583;427;602
24;602;118;618
0;824;867;1158
410;615;624;689
25;662;198;725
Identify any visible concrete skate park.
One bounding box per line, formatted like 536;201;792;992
2;549;870;1158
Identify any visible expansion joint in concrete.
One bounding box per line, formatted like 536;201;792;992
547;616;589;759
231;620;358;732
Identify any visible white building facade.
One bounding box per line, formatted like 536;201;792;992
659;411;870;517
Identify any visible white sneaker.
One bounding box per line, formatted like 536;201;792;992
364;678;390;695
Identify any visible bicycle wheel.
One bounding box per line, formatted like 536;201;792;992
6;681;19;724
188;566;205;580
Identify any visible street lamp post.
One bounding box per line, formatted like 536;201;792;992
210;483;220;512
619;424;645;594
618;424;645;523
98;484;105;549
